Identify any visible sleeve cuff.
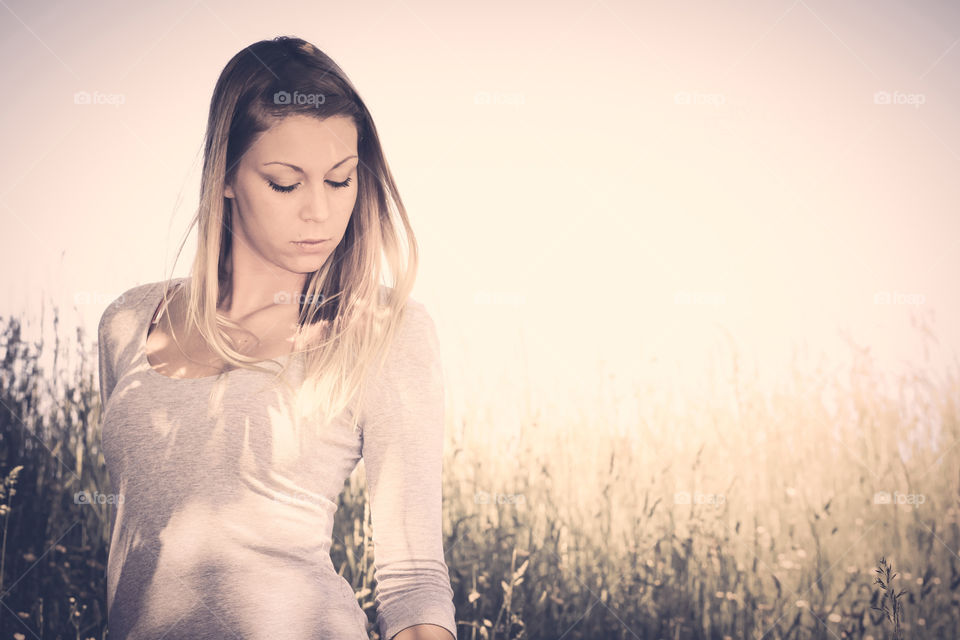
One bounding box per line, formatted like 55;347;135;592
378;594;456;640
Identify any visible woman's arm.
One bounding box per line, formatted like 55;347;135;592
392;623;456;640
98;305;118;409
360;301;458;640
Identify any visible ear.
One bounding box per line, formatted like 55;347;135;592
224;180;235;199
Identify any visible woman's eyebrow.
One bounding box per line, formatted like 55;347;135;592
262;156;358;173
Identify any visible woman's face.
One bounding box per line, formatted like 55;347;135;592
224;114;359;275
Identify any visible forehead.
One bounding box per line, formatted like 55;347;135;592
248;114;357;168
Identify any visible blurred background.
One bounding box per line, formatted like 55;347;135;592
1;0;958;638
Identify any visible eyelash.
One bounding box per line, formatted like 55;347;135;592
267;176;353;193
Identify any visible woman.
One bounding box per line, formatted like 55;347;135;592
97;36;457;640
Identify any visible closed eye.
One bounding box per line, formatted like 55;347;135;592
267;177;353;193
328;177;353;189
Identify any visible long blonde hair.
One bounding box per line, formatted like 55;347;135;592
159;36;419;435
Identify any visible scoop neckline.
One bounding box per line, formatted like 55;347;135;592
139;277;294;382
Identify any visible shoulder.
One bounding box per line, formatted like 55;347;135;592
370;285;439;354
97;277;184;343
398;295;434;335
384;296;441;367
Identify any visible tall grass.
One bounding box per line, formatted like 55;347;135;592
0;299;957;639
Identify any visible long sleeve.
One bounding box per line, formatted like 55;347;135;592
97;306;117;411
360;300;457;640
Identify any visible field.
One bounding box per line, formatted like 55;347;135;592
0;305;956;639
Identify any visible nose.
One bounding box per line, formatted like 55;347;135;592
299;181;331;222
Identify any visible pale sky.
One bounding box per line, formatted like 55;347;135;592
2;0;959;412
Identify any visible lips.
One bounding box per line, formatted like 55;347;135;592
292;238;331;254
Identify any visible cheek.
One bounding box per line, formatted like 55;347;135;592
236;190;286;239
337;191;359;226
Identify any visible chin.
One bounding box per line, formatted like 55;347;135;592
290;256;329;271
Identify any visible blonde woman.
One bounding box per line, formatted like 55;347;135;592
97;36;456;640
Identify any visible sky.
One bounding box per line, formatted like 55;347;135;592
2;0;958;414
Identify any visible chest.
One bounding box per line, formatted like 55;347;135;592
145;304;300;379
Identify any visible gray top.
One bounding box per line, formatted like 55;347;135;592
98;277;456;640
